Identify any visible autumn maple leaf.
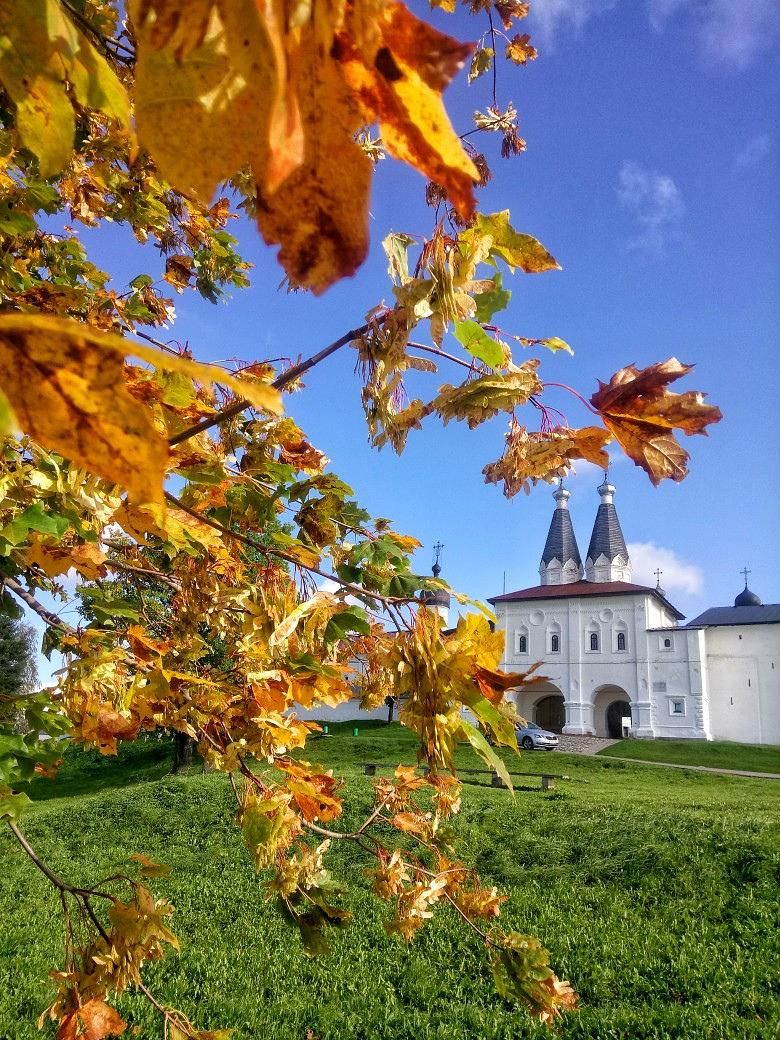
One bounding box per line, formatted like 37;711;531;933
590;358;721;485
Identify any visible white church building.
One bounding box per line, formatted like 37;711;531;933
489;478;780;744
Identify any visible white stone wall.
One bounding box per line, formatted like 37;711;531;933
702;624;780;745
646;627;710;739
292;696;389;724
494;591;721;740
495;591;684;736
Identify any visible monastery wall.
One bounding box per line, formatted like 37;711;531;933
703;625;780;745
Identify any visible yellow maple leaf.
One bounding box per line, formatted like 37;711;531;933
0;0;129;177
0;314;281;504
433;363;542;430
339;2;478;222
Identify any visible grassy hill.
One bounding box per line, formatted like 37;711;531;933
597;738;780;774
1;723;779;1039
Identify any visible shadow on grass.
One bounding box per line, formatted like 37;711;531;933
24;736;184;802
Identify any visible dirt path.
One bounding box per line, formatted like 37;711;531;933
598;757;780;779
554;735;619;755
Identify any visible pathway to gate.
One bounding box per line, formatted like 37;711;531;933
552;735;780;779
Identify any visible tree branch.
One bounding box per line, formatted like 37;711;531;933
2;577;75;633
164;490;414;606
168;320;379;447
6;819;111;942
60;0;135;65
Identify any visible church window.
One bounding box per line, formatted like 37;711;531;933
590;632;599;651
617;632;626;651
519;635;528;654
669;699;686;716
550;633;560;653
662;636;673;650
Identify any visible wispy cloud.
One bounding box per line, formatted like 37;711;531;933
735;132;772;168
617;160;684;255
528;0;618;45
627;541;703;595
648;0;779;69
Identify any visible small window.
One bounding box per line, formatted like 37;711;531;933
663;638;671;649
590;632;599;651
518;635;528;654
550;633;560;653
617;632;626;651
670;699;685;716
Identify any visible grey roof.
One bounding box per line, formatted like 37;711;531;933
686;604;780;628
586;502;628;564
541;505;581;567
489;580;686;621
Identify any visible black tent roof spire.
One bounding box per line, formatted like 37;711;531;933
539;481;583;585
585;474;632;582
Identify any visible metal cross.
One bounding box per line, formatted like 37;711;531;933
433;541;444;568
653;568;663;587
741;566;751;586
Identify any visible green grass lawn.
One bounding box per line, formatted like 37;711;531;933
2;722;779;1040
598;738;780;774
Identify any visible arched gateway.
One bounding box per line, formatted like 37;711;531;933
593;684;632;738
535;695;566;733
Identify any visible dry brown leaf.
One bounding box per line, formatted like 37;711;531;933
339;2;478;222
483;424;611;497
57;999;126;1040
590;359;721;485
256;26;371;293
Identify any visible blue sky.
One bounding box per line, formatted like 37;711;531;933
33;0;779;665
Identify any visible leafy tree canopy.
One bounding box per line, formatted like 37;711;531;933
0;1;720;1037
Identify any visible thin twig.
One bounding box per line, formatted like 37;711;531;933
407;341;479;373
7;820;111;942
169;320;379;447
543;382;601;416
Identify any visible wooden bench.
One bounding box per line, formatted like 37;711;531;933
358;763;568;791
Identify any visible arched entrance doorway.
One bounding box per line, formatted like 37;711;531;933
605;699;631;739
535;695;566;733
593;685;632;738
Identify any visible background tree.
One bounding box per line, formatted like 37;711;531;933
0;2;721;1038
0;613;39;728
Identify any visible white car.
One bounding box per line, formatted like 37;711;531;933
516;722;559;751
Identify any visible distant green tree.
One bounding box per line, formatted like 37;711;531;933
0;614;39;727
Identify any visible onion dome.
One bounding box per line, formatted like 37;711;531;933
735;585;761;607
421;544;450;622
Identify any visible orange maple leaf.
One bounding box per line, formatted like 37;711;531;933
590;358;721;485
57;999;126;1040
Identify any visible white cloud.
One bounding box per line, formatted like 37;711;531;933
617;160;684;255
735;132;772;168
627;541;703;595
528;0;618;44
648;0;779;69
